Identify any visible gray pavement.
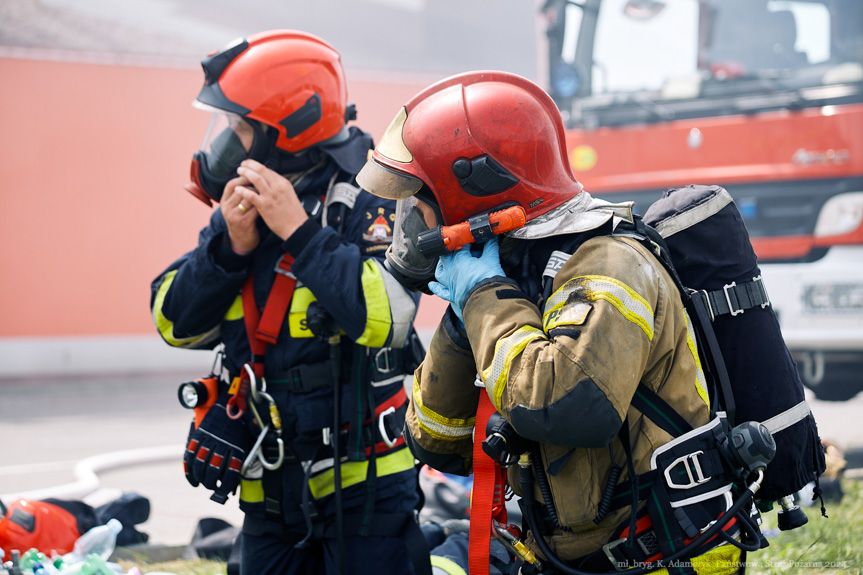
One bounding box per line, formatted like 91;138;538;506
0;372;244;547
1;372;861;549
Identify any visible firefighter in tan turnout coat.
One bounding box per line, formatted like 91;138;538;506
357;71;745;574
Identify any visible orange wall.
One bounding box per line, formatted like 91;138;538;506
0;57;446;337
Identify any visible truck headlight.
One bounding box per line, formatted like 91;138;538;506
814;192;863;238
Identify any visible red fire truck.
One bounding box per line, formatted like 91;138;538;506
542;0;863;400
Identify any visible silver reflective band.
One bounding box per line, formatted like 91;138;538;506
762;401;811;434
543;250;571;279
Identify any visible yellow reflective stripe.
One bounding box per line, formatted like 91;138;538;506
685;311;710;408
546;275;654;341
151;270;219;348
430;555;467;575
481;326;547;409
412;376;475;441
288;286;316;339
356;259;393;347
225;295;243;321
690;542;741;575
308;447;415;499
239;477;264;503
650;542;741;575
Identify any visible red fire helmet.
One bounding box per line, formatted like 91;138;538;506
357;71;583;226
197;29;348;153
0;499;84;560
186;30;351;205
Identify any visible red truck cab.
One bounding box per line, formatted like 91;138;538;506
543;0;863;399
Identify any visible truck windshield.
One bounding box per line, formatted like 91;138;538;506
549;0;863;125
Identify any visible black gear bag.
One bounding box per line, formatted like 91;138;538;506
641;184;826;504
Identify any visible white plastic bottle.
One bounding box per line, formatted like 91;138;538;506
65;518;124;564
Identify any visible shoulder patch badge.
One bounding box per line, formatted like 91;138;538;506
363;208;394;243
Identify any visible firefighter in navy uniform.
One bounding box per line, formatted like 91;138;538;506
150;31;428;575
357;72;749;574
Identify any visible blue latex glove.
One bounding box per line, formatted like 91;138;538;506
428;237;506;323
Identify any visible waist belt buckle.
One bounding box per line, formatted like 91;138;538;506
753;275;771;309
374;348;395;374
723;281;744;316
664;450;710;490
378;405;398;448
602;537;629;571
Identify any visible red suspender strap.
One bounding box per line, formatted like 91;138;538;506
226;254;297;419
469;392;508;575
256;254;296;345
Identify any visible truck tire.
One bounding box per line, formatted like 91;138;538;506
798;361;863;402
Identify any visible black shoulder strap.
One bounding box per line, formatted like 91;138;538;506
631;217;737;424
630;385;695;438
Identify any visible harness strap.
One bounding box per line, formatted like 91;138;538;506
228;254;298;418
571;507;741;573
256;254;297;344
265;361;334;394
688;292;737;424
347;347;371;462
630;386;695;439
468;393;508;575
705;276;770;319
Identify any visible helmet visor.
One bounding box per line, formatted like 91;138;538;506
198;110;263;179
387;195;438;282
357;159;425;200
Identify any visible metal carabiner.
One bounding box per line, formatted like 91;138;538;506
254;388;285;470
240;364;285;471
242;424;270;475
242;422;285;472
258;435;285;471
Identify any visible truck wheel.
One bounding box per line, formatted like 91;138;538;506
798;361;863;402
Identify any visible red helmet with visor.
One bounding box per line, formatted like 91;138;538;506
186;30;352;205
356;71;582;291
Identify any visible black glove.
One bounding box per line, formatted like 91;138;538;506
183;393;253;504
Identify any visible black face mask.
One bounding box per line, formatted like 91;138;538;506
206;128;249;179
383;203;439;294
192;118;272;204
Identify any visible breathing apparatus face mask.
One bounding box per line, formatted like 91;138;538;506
385;195;440;293
189;104;272;203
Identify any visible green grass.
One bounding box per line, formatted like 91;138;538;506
117;558;228;575
748;477;862;574
118;479;862;575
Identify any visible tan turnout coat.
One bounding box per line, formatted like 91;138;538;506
406;231;712;561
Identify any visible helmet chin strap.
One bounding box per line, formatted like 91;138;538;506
265;147;325;182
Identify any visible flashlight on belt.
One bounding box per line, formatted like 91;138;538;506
416;205;526;257
178;376;219;428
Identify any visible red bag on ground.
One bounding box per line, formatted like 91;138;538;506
0;498;96;560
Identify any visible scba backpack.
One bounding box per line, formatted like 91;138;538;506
514;185;829;573
472;185;827;575
641;184;827;511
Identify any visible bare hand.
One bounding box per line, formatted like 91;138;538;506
236;160;309;241
221;175;260;255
